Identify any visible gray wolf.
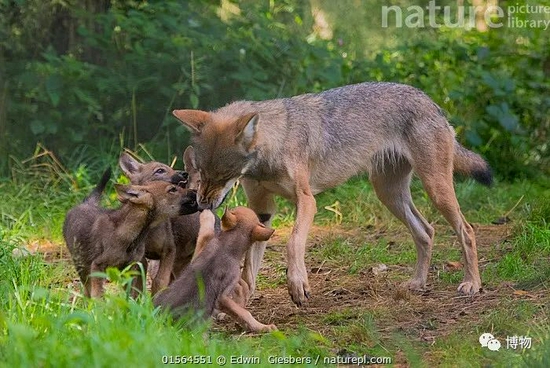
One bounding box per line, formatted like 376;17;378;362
172;81;493;306
63;168;198;297
154;207;276;332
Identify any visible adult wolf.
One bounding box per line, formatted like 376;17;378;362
173;82;492;306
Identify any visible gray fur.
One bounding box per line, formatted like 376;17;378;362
173;81;493;306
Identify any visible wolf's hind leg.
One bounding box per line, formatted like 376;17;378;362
412;133;481;294
416;168;481;294
218;295;277;333
370;158;435;291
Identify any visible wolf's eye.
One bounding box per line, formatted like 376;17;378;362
168;186;178;193
155;168;166;174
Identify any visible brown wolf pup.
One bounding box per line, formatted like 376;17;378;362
154;207;276;333
172;81;493;306
119;152;202;293
63;168;198;298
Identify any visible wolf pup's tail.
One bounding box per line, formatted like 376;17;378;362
84;168;112;204
453;142;493;186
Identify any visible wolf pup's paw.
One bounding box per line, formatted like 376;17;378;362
199;209;216;225
258;324;278;333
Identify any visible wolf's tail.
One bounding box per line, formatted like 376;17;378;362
453;142;493;186
84;168;112;204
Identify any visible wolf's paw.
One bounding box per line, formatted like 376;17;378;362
214;312;228;322
247;322;278;333
401;278;426;292
258;324;278;333
199;209;215;225
457;279;481;295
287;267;311;307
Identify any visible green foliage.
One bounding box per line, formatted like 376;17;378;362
349;27;549;179
0;0;548;178
0;0;345;169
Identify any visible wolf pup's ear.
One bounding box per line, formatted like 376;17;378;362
235;113;259;152
252;224;274;242
119;152;142;178
172;110;210;134
221;207;238;231
115;184;153;207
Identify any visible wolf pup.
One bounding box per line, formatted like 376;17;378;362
63;168;197;298
119;152;203;293
172;81;493;306
154;207;276;333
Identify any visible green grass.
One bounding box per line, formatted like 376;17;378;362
0;250;331;367
1;164;549;367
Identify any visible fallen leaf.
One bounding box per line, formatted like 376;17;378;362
445;261;463;271
371;263;388;275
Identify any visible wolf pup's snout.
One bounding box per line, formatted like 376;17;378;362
171;171;189;188
179;190;198;215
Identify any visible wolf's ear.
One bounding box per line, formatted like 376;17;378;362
115;184;152;207
119;152;142;178
115;184;137;203
252;224;274;242
172;110;210;134
221;207;238;231
235;113;259;152
183;146;197;171
183;146;200;190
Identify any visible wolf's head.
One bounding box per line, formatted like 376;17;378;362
220;206;274;243
173;109;259;210
119;152;189;187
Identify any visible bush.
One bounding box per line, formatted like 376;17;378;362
1;0;548;179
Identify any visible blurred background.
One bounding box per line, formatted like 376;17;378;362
0;0;548;179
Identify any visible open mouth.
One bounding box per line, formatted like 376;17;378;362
179;190;198;215
198;190;230;211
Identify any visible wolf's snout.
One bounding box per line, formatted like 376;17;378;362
179;190;199;215
170;171;189;188
198;197;213;211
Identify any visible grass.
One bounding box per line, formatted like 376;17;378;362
1;159;549;367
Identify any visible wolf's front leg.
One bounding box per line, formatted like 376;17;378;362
152;239;175;295
286;171;317;307
241;179;276;304
192;209;216;261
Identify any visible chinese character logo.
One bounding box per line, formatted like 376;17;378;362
480;333;533;351
479;333;501;352
506;335;532;350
